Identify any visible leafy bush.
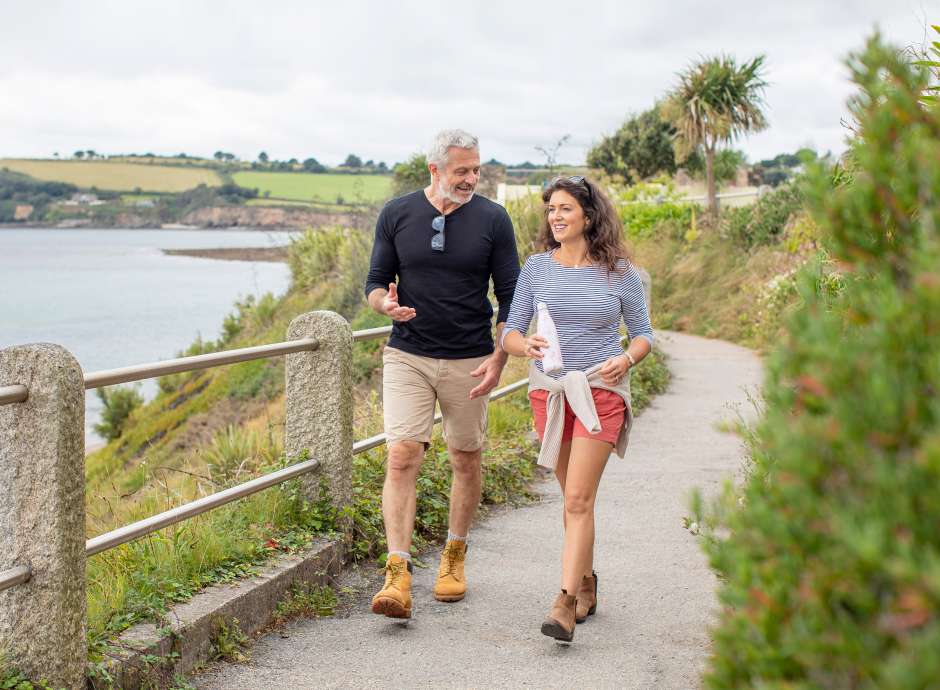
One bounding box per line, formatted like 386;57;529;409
695;34;940;688
614;180;696;240
720;182;804;248
619;199;694;239
506;192;543;260
287;227;346;289
391;153;428;198
93;385;144;441
627;347;670;411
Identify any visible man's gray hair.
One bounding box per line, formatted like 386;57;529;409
427;129;479;167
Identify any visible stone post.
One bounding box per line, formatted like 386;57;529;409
285;312;353;525
0;344;85;689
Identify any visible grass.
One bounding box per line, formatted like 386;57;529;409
0;159;221;193
232;171;392;204
631;220;818;351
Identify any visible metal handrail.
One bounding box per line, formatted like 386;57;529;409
353;325;393;342
84;337;320;389
0;566;31;593
86;457;320;556
87;376;530;556
0;384;28;406
2;327;396;403
0;322;526;564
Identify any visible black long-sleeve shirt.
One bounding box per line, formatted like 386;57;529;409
365;190;520;359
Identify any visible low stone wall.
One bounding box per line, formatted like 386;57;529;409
93;540;343;689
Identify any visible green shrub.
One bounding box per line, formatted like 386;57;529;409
695;34;940;688
287;227;345;288
349;306;390;384
615;180;696;240
627;347;670;411
93;385;144;441
619;199;694;240
506;192;543;261
720;182;804;248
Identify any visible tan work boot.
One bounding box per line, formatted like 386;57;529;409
541;590;577;642
575;571;598;623
371;554;413;618
433;540;468;602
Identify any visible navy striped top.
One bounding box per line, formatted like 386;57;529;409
502;251;654;378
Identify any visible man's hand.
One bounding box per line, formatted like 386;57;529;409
468;353;506;400
383;283;416;322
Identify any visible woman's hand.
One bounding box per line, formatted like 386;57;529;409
523;335;549;360
598;354;631;385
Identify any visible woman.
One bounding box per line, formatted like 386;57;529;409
501;175;653;642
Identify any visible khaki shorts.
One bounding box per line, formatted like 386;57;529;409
382;346;490;451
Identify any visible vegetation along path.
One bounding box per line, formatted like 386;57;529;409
195;330;763;689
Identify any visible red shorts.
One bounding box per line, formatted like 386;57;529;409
529;388;626;446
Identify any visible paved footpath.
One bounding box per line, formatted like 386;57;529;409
195;331;763;690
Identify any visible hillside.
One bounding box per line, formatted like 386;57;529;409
0;158;394;227
0;159;222;193
232;171;392;204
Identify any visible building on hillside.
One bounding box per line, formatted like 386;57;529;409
496;183;542;206
13;204;34;221
64;193;103;206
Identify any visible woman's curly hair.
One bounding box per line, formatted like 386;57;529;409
538;176;631;273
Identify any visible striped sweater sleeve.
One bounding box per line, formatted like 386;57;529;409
501;257;535;347
621;266;654;346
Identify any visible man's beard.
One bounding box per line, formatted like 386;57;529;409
438;179;473;204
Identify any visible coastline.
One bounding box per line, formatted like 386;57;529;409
162;246;289;262
0;223;303;232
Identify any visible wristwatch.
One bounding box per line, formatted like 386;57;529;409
624;351;636;367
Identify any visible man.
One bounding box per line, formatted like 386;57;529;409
364;129;520;618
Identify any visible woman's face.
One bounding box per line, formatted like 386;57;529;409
547;190;588;243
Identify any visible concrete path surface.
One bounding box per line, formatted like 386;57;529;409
194;331;763;690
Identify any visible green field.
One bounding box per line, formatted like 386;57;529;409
0;159;221;192
233;171;392;204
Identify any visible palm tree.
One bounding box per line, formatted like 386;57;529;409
662;55;768;218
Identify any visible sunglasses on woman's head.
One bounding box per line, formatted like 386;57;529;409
550;175;591;200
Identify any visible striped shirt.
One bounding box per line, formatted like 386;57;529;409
502;251;654;378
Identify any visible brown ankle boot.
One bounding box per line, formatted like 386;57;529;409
541;590;577;641
575;571;598;623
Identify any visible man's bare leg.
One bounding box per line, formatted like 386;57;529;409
382;440;426;553
447;446;482;537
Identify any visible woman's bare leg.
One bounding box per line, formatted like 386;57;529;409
560;437;611;595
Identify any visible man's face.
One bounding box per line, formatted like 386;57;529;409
432;147;481;204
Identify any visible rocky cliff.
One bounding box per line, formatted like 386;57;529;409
182;206;353;228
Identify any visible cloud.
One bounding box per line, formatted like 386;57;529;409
0;0;932;165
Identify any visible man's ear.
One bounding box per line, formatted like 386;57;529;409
428;162;438;177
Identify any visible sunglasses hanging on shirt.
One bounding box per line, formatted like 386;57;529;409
431;214;445;252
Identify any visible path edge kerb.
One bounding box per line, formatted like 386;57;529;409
89;539;343;689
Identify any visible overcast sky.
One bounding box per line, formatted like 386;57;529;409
1;1;936;167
